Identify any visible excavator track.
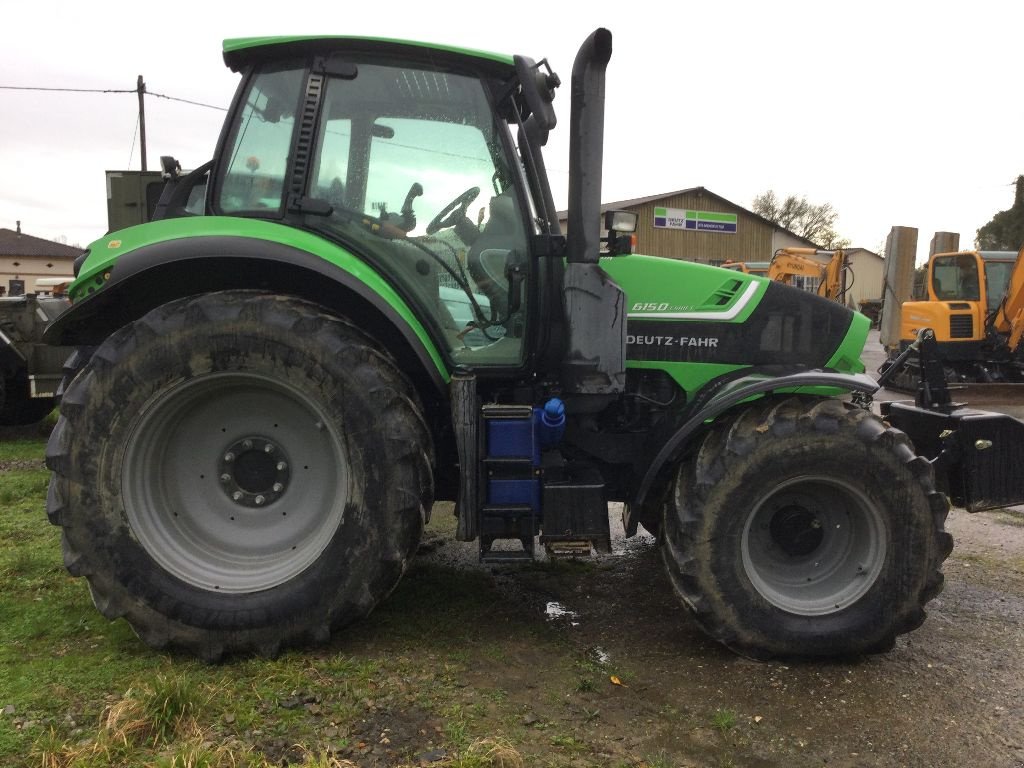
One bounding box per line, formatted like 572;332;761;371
943;382;1024;407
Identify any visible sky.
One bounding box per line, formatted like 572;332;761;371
1;0;1021;264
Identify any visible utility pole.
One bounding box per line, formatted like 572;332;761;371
136;75;147;171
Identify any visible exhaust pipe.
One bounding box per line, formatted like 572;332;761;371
561;29;625;395
566;28;612;265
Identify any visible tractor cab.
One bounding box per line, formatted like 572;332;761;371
154;38;567;370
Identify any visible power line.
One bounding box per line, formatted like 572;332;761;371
0;84;227;110
0;85;134;94
147;91;227;111
127;112;140;169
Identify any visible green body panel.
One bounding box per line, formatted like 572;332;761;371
603;254;766;324
222;35;514;67
604;253;870;396
72;230;871;401
825;311;869;373
71;217;449;380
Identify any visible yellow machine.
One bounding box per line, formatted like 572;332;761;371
723;249;849;302
767;248;849;302
886;248;1023;385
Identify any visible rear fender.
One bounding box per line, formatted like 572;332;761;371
628;370;879;535
43;235;450;397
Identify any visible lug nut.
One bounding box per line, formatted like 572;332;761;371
232;491;243;501
242;439;253;450
276;461;288;471
220;473;231;483
272;482;284;492
264;443;275;454
224;452;235;462
255;495;266;506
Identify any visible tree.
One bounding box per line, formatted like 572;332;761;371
976;175;1024;250
752;190;851;249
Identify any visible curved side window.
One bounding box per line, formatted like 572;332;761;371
218;67;304;215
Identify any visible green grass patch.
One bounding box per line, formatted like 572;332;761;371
0;451;569;768
711;708;737;733
0;435;688;768
0;439;46;463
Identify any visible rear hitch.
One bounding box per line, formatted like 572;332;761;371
879;329;1024;511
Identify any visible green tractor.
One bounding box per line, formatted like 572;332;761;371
44;29;1024;661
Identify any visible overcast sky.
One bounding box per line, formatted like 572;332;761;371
2;0;1020;264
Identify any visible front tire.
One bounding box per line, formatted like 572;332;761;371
46;291;433;660
662;397;952;658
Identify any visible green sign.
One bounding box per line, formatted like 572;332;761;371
654;207;737;234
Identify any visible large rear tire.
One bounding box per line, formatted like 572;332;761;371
45;291;433;661
662;396;952;658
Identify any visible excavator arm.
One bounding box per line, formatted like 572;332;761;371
768;248;848;302
992;245;1024;353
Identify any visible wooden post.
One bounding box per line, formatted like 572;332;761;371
879;226;919;350
929;231;960;256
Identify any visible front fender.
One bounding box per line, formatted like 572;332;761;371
628;370;879;534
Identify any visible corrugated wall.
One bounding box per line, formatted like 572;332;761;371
628;191;775;263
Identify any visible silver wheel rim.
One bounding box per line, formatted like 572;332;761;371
123;372;347;593
740;476;886;615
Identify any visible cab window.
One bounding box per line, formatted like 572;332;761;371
218;67;303;214
932;255;980;301
984;260;1013;312
309;62;530;365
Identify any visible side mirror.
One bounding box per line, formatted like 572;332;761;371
160;155;182;181
514;56;560;132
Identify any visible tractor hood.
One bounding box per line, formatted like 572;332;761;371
601;254;869;391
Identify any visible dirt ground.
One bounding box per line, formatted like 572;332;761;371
417;499;1024;768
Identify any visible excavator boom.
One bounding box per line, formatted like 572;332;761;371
992;245;1024;353
767;248;848;302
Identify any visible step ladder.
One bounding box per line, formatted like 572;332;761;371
479;404;540;563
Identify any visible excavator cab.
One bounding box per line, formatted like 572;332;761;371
931;253;981;301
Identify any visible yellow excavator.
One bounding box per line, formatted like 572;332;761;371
881;246;1024;390
724;248;850;303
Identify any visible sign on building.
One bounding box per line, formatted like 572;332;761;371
654;207;737;234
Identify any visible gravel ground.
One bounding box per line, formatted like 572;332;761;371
420;499;1024;768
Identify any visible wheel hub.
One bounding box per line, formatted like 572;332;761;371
741;476;886;616
218;436;291;507
769;504;824;557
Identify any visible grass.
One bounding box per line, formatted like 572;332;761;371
0;427;761;768
711;708;737;733
0;431;612;767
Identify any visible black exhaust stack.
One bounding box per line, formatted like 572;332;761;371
566;28;612;265
562;28;627;395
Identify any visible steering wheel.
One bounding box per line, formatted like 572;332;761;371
426;187;480;235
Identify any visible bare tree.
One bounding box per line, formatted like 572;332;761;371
753;190;849;248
